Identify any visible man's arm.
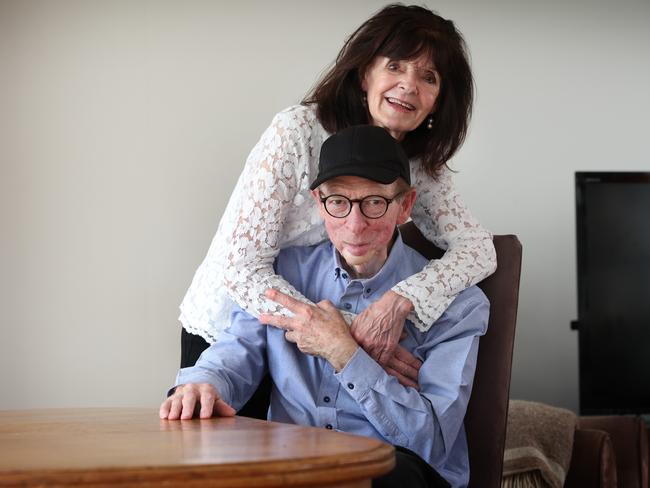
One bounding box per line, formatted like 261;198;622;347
262;287;489;468
160;306;269;420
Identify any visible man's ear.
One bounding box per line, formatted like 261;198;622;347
396;188;417;225
311;189;327;218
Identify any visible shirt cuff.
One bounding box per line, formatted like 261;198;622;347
334;347;384;400
172;367;232;404
339;309;356;325
391;282;454;332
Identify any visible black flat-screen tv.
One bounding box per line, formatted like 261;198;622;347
574;172;650;415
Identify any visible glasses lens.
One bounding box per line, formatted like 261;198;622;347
360;196;389;218
325;196;351;217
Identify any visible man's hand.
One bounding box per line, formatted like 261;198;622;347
260;289;358;371
159;383;236;420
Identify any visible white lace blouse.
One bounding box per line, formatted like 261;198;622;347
179;105;496;342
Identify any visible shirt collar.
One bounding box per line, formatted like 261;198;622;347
331;229;409;287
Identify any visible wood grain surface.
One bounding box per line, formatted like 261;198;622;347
0;408;394;487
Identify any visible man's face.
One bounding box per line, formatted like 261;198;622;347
312;176;415;273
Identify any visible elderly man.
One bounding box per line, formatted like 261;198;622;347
160;125;489;488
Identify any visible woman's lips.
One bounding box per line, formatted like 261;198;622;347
386;97;415;112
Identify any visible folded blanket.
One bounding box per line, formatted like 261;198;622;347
501;400;577;488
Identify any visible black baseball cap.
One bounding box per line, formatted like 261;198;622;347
309;125;411;190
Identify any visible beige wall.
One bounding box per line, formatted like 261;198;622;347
1;0;649;411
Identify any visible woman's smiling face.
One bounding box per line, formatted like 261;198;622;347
362;55;440;141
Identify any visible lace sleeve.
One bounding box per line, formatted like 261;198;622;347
392;165;497;332
221;109;354;324
221;111;311;317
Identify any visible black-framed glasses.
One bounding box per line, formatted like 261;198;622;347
319;192;403;219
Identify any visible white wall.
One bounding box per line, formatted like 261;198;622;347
1;0;648;411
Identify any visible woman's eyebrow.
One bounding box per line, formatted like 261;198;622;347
415;63;437;73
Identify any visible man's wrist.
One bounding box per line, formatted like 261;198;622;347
328;339;359;372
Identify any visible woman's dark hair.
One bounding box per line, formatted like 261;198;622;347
302;4;474;177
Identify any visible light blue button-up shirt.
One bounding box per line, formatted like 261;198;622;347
175;233;489;488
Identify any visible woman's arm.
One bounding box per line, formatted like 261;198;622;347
178;107;330;344
221;107;324;318
350;166;495;363
394;166;497;331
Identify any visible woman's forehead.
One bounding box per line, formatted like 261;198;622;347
405;56;437;72
379;38;438;67
372;53;437;72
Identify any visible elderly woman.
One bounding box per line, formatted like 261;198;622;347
179;4;496;389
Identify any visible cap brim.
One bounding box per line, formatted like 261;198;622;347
309;164;399;190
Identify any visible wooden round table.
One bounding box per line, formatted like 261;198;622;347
0;408;395;487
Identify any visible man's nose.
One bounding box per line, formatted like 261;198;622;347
345;203;369;231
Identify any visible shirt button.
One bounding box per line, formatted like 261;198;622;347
324;396;330;403
347;383;354;390
343;303;352;310
325;424;333;430
366;288;372;294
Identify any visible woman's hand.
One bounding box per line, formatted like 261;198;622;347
351;291;422;386
384;344;423;390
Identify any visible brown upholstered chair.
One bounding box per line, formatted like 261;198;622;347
400;223;522;488
565;427;618;487
565;414;649;488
